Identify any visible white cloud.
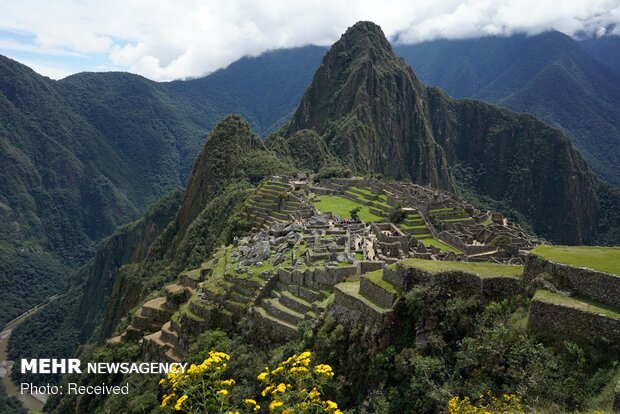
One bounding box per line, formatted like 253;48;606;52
13;58;74;80
0;0;619;81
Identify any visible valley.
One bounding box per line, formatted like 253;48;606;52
0;294;63;412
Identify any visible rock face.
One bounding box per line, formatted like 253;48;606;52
175;115;264;241
427;90;600;244
288;21;454;190
288;21;602;244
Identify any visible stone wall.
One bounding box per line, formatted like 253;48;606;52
360;277;397;308
359;261;384;274
439;231;493;256
528;299;620;344
382;262;521;298
333;286;389;323
524;254;620;308
278;266;357;290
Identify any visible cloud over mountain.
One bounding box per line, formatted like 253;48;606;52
0;0;619;80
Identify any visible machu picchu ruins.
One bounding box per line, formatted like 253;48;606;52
106;175;619;383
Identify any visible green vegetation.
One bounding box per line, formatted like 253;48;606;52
312;195;383;222
387;205;406;224
363;270;400;293
306;284;620;413
533;290;620;319
400;258;523;278
532;245;620;276
0;382;27;414
8;290;81;386
419;238;463;254
0;241;69;329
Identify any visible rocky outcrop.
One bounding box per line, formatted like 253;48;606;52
427;89;600;244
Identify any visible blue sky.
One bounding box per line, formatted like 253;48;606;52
1;0;619;81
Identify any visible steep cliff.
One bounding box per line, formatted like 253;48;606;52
76;189;183;340
427;88;600;244
288;22;454;190
269;129;336;172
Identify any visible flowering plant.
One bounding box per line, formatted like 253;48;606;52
159;350;342;413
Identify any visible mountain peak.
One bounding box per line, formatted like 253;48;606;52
333;21;394;63
340;21;390;47
287;20;453;189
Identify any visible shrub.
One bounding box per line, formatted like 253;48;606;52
159;351;342;413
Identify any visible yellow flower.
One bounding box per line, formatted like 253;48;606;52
308;388;321;400
220;379;235;386
275;383;287;393
257;371;268;381
160;393;175;408
269;400;284;411
325;400;338;410
174;394;188;411
314;364;334;377
290;366;308;375
158;378;166;385
217;389;229;396
297;351;311;360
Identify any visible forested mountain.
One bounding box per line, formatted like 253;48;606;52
0;48;318;328
396;32;620;185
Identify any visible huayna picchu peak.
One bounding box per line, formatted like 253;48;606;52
288;21;454;191
2;17;620;414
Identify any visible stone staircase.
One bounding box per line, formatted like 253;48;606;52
107;280;195;364
252;268;341;339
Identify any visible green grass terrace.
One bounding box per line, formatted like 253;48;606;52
532;245;620;277
312;195;383;222
533;290;620;319
400;258;523;278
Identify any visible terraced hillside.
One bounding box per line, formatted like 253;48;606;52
525;245;620;345
247;180;310;230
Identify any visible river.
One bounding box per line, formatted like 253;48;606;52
0;294;62;412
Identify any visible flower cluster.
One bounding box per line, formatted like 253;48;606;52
159;351;235;413
257;351;342;413
448;392;523;414
158;350;341;413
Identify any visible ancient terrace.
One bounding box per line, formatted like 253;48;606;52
108;176;539;353
106;177;620;403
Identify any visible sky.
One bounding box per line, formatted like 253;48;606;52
0;0;619;81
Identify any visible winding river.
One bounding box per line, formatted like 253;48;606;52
0;294;62;412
